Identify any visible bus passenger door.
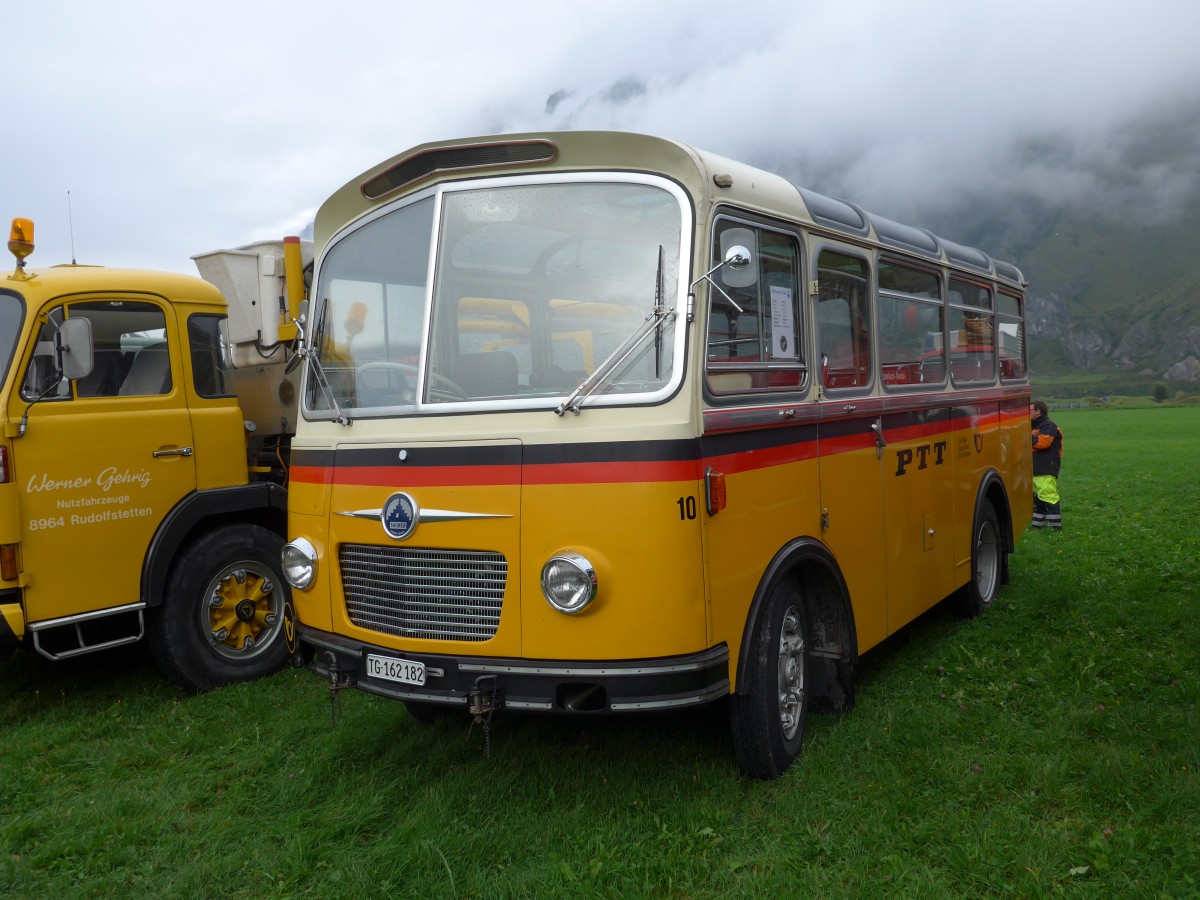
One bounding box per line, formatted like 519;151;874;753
814;248;887;651
816;408;887;651
881;407;956;629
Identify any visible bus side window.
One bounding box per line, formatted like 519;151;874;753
947;278;995;384
705;219;804;393
816;250;871;391
877;260;943;389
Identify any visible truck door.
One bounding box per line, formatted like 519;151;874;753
10;297;196;630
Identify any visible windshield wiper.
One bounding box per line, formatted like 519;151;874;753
555;245;672;416
653;244;665;381
292;302;352;427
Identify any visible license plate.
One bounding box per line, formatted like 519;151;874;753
366;654;426;686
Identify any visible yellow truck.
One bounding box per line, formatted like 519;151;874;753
0;217;308;689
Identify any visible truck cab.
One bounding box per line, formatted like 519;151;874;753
0;219;307;690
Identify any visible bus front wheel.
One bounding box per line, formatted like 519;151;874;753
729;579;811;780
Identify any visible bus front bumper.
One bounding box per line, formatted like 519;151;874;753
297;625;730;714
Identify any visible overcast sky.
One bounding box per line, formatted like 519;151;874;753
6;0;1200;274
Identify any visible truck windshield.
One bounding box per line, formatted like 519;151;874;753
308;178;684;414
0;292;24;389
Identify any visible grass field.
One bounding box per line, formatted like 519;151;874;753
2;407;1197;897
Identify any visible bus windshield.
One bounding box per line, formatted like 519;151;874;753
0;292;24;389
308;178;684;414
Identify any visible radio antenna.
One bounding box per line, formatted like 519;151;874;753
67;190;77;264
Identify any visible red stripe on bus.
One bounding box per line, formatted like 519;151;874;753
290;460;699;487
291;465;334;485
703;439;819;475
290;408;1018;489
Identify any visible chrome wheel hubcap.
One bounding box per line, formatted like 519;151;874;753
777;606;805;740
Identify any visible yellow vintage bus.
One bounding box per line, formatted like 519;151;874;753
284;132;1032;778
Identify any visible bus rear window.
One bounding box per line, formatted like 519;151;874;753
997;291;1027;381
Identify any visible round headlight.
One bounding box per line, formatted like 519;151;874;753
541;552;597;614
281;538;317;590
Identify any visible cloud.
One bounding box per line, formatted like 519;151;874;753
507;0;1200;227
6;0;1200;273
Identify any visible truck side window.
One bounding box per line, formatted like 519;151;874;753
29;300;174;399
20;308;69;401
188;315;234;398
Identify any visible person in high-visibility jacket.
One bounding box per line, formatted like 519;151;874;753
1030;400;1064;530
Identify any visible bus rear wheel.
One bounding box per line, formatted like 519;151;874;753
148;524;292;691
729;579;810;779
956;499;1002;617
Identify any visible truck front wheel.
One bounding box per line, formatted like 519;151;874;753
149;524;291;691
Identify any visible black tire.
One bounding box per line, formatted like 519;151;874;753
148;524;292;691
729;579;811;779
955;499;1003;617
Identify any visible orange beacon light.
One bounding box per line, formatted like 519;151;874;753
8;217;34;267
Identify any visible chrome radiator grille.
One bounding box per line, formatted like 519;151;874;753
339;545;507;641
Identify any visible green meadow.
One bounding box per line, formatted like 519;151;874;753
2;406;1197;897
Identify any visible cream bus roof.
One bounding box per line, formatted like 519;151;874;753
314;131;1025;289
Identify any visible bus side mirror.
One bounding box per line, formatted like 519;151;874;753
58;317;94;381
285;300;310;375
719;227;756;289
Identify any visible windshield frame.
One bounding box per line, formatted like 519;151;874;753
0;290;26;393
303;171;693;421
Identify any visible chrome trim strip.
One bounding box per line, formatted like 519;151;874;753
337;507;511;523
610;682;730;711
357;686;551;711
503;699;554;710
458;652;727;678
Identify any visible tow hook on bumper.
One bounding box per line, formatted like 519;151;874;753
468;675;500;757
326;652;356;725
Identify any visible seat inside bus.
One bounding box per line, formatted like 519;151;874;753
452;350;519;398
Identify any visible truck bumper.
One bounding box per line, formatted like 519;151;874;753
297;625;730;714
